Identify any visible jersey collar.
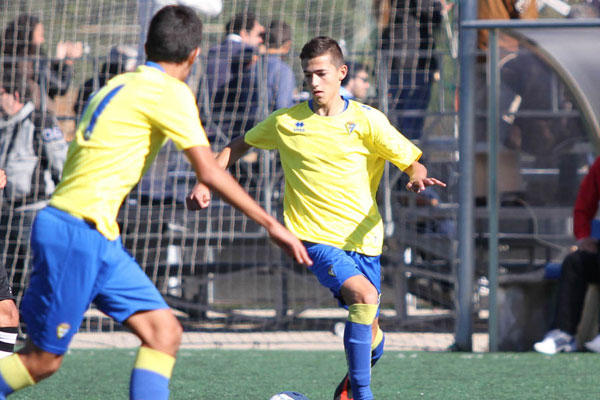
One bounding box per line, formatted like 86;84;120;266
145;61;165;72
308;96;349;115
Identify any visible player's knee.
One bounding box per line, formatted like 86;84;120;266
353;286;379;306
150;318;182;353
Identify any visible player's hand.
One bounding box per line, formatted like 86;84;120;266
185;182;211;210
406;177;446;194
0;169;6;190
266;221;313;266
578;237;598;254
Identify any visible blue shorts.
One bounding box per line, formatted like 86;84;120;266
21;206;169;355
304;242;381;308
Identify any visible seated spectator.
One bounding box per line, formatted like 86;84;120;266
0;68;68;204
73;45;138;120
3;14;83;113
534;157;600;354
340;61;370;101
264;20;296;111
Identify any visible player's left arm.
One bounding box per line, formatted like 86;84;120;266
404;161;446;194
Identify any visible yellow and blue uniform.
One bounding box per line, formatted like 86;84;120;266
0;62;211;400
245;98;421;256
245;97;421;400
20;62;208;354
245;98;421;298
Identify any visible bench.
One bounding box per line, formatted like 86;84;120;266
497;260;600;351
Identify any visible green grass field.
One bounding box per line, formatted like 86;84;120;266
10;349;600;399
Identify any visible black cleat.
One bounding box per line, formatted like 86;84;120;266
333;373;353;400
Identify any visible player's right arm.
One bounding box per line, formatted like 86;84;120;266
185;144;312;266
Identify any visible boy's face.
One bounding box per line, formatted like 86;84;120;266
240;21;265;48
302;53;346;106
348;70;370;99
0;89;19;116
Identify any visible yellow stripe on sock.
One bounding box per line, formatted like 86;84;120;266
372;327;383;350
347;304;378;325
134;347;175;379
0;354;35;390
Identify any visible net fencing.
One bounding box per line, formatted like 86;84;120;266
0;0;464;350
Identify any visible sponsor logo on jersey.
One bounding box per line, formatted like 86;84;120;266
293;121;306;132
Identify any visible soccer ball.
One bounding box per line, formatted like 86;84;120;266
268;391;311;400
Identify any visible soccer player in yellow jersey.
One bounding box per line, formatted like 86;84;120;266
0;6;311;400
187;36;445;400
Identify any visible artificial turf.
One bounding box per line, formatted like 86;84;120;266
11;349;600;399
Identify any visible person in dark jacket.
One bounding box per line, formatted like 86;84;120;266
202;13;266;144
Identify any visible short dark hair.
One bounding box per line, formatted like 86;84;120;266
299;36;344;67
226;13;258;35
145;5;202;63
341;61;367;87
266;20;292;48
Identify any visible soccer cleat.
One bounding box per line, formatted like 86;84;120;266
584;334;600;353
533;329;576;355
333;373;352;400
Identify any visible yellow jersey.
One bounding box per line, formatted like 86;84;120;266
50;63;209;240
245;99;422;256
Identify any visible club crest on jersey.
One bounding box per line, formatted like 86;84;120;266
328;265;336;277
345;122;358;135
57;323;71;339
294;121;306;132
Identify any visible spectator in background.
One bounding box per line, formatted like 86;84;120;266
136;0;223;65
534;157;600;355
373;0;450;140
204;13;265;143
0;69;67;205
73;45;138;120
340;61;370;101
203;13;265;99
265;20;296;111
476;0;542;151
2;14;83;113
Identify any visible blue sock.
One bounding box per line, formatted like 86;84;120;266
130;347;175;400
0;375;12;400
344;304;378;400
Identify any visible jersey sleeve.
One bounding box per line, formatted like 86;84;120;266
368;108;422;170
152;81;210;150
244;111;280;150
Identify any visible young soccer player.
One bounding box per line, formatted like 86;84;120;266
0;6;311;400
187;36;445;400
